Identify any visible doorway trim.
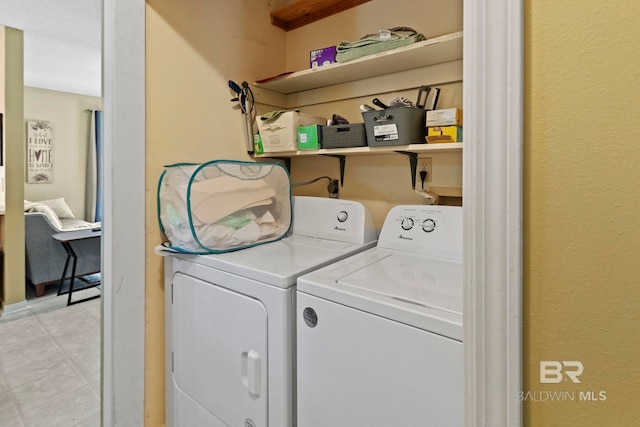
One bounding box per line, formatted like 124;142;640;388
463;0;523;425
102;0;146;425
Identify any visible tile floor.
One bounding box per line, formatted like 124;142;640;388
0;283;101;427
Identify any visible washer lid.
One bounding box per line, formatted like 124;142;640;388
336;252;462;315
297;248;463;340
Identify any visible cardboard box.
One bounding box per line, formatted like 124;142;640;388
310;46;337;68
362;107;426;146
257;111;326;152
426;125;463;143
298;125;322;150
322;123;367;148
426;108;463;127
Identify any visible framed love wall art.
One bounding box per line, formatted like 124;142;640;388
27;120;54;184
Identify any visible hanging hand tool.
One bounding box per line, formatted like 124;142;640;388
425;87;441;111
372;97;389;109
229;80;256;155
415;86;431;109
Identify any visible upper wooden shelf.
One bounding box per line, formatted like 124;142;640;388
271;0;373;31
253;32;463;94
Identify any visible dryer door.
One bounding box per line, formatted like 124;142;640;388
172;272;268;427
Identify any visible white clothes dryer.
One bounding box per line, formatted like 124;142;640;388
296;205;464;427
161;196;377;427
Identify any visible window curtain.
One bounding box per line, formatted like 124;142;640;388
86;110;103;222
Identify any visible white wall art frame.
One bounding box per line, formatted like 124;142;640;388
26;120;54;184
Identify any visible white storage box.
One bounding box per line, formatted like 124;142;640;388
257;111;326;152
426;108;463;127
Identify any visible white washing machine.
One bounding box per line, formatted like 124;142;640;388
161;196;377;427
296;204;464;427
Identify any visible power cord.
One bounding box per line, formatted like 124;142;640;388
419;169;427;190
292;176;340;198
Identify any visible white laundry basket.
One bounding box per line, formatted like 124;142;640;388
157;160;292;253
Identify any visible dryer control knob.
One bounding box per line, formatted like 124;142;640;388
401;217;414;230
337;211;348;222
422;219;436;232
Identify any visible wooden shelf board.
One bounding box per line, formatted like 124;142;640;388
254;32;463;94
271;0;373;31
254;142;463;158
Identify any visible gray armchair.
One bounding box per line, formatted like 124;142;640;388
25;212;101;297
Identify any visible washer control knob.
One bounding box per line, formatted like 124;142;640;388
337;211;348;222
401;217;414;230
422;219;436;233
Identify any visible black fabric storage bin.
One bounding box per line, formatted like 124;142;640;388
362;107;426;146
321;124;367;148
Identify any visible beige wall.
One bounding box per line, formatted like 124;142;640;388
283;1;461;72
1;31;101;309
524;1;640;425
145;1;285;423
279;0;463;227
1;27;4;213
24;87;102;219
262;1;463;227
1;26;25;308
1;83;101;309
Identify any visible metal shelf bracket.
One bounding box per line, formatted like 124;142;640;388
395;151;418;189
320;154;346;186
